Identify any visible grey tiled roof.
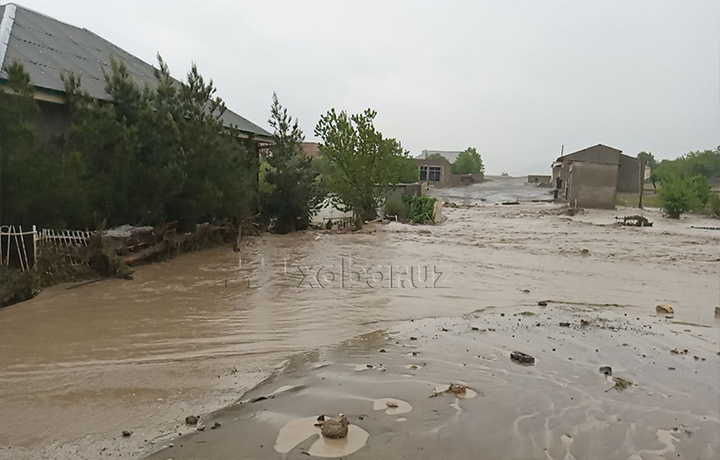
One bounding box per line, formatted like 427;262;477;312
0;3;270;137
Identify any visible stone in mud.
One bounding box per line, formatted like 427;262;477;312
449;383;468;395
656;304;674;315
210;421;221;430
121;430;132;437
385;401;399;408
197;424;205;431
321;414;349;439
599;366;612;376
185;415;199;425
510;351;535;365
715;306;720;317
538;301;548;306
559;322;570;327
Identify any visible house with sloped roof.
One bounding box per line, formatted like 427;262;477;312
0;3;271;148
551;144;641;209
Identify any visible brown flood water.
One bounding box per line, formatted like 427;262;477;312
0;178;718;458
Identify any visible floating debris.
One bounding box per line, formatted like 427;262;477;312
373;398;412;415
606;376;633;392
616;215;653;227
510;351;535;365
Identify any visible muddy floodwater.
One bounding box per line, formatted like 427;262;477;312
0;177;718;459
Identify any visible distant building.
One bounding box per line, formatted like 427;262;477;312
415;149;463;163
301;142;321;158
551;144;641;209
412;155;484;188
527;175;551;186
414;156;452;185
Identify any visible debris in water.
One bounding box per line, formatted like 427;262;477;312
656;304;674;315
616;215;653;227
320;414;349;439
599;366;613;376
373;398;412;414
606;376;633;392
510;351;535;365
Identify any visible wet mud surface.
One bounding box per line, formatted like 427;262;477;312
1;178;718;458
145;305;720;459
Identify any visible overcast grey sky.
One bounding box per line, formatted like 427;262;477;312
15;0;720;174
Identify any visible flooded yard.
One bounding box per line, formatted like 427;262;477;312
0;178;718;459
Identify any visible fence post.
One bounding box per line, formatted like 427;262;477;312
32;225;38;268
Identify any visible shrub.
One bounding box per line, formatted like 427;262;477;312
657;174;701;218
709;193;720;217
691;175;711;207
402;194;436;223
384;199;405;219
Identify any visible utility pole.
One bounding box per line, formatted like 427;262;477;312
638;160;645;209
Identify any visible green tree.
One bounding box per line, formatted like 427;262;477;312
652;147;720;186
314;108;407;228
262;92;322;233
451;147;484;174
425;152;446;162
691;175;711;207
657;174;701;218
637;151;656;169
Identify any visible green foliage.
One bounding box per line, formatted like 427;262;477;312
657;174;702;218
637;151;656;169
1;57;255;229
653;146;720;184
426;153;446;162
402;194;436;224
391;149;419;183
261;92;322;233
709;193;720;217
451;147;484;174
691;175;711;207
314;108;409;227
384;198;405;219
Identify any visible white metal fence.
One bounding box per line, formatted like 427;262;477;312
0;225;95;271
0;225;37;271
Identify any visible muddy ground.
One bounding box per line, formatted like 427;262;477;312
145;305;719;460
0;177;718;459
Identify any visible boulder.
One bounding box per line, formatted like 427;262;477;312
321;414;349;439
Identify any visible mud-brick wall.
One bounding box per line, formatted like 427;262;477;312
567;162;618;209
617;154;640;193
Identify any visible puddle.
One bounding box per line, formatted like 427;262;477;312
373;397;413;415
274;416;369;457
